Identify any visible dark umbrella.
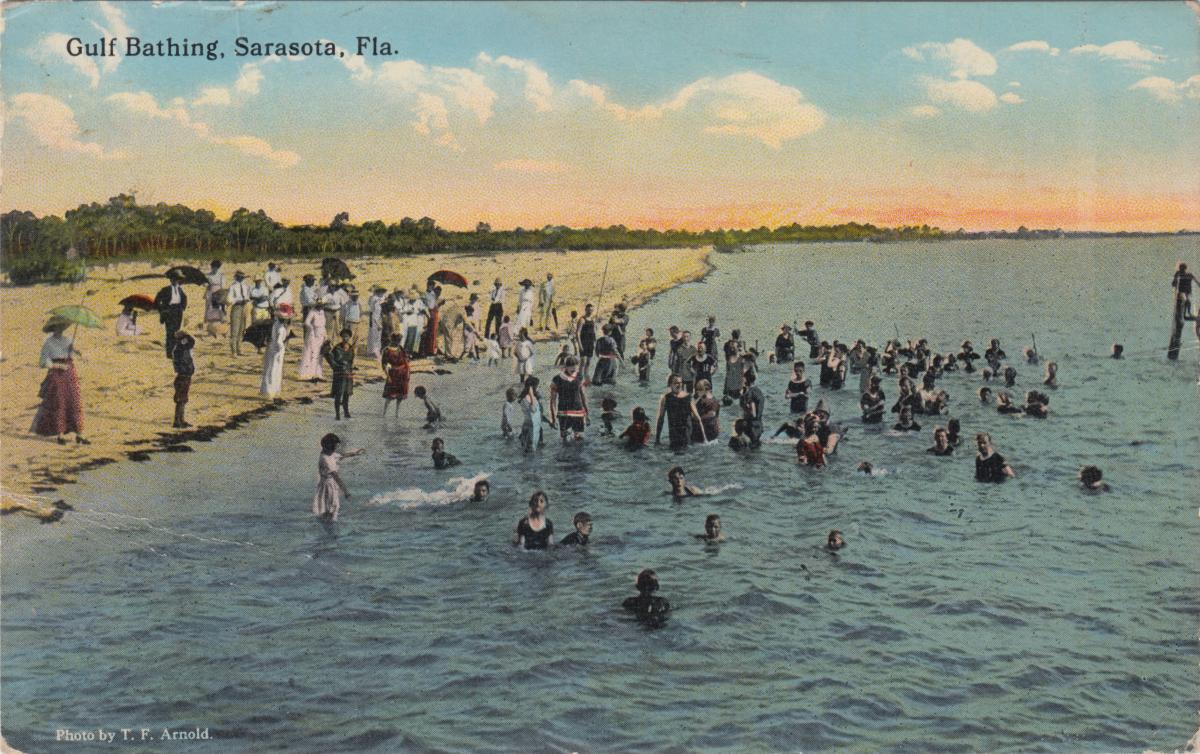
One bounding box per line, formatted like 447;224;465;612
126;265;208;285
244;319;297;348
428;269;468;288
118;294;156;311
322;257;354;281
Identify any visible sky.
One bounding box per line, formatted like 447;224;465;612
2;1;1199;231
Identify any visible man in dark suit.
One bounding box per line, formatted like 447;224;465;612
155;271;188;357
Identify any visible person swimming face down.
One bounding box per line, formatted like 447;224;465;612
472;480;490;502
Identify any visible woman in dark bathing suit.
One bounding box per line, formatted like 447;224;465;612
691;379;721;444
860;376;885;424
785;362;810;414
656;374;704;450
975;432;1015;483
512;491;555;550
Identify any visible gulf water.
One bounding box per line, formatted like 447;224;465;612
3;239;1197;752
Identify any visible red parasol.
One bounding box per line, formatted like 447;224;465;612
428;270;468;288
118;294;156;311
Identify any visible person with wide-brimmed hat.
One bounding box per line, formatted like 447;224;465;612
516;278;535;330
154;269;188;358
31;318;87;444
226;270;251;355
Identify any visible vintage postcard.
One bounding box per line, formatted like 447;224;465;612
1;2;1197;752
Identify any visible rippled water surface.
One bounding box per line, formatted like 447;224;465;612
3;239;1198;752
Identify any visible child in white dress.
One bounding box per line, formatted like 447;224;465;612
312;433;364;521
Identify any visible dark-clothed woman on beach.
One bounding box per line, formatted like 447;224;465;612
31;319;86;445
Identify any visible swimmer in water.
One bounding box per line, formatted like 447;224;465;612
860;376;886;424
1024;346;1040;365
772;417;805;439
729;418;752;450
974;432;1015;483
471;480;490;502
619;407;651;448
981;367;993;383
1111;343;1124;359
431;438;460;469
1023;390;1049;418
856;461;873;474
600;395;619;435
512;491;554;550
667;466;701;498
414;386;443;429
826;530;846;552
978;386;993;404
501;386;519;439
996;391;1022;415
622;569;671;626
1079;465;1111;493
694;514;724;543
926;426;954;456
560;511;592;546
1043;361;1058;388
1003;366;1018;388
892;404;922;432
796;415;826;468
946;417;963;447
785;361;810;414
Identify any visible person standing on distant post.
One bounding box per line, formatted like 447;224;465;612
154;270;188;358
538;272;558;332
485;278;505;339
226;270;251;355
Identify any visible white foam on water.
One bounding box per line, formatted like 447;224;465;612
367;472;490;509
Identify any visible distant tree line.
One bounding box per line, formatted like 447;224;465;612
1;194;1194;284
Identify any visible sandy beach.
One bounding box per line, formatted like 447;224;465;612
0;247;710;519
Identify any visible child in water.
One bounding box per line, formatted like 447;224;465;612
560;512;592;546
622;569;671;626
667;466;700;498
600;395;619;435
312;433;365;522
431;438;460;469
1079;465;1111;493
620;407;651;448
694;514;724;543
501;387;519;438
978;386;993;404
729;418;752;450
1003;366;1018;388
1043;361;1058;388
413;386;443;428
632;343;652;384
826;530;846;552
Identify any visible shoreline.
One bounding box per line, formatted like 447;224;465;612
0;247;713;522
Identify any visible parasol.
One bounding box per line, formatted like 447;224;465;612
118;294;156;311
126;265;208;285
47;305;102;329
322;257;354;281
428;269;468;288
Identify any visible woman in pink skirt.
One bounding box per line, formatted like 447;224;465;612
31;319;87;444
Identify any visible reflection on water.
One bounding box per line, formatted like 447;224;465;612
3;239;1198;753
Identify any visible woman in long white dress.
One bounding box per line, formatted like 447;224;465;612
516;280;535;329
366;289;384;358
299;306;326;380
260;306;292;398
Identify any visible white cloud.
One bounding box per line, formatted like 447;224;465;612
910;105;941;118
494;159;570;174
923;78;998;112
1006;40;1060;56
8;93;122;159
478;53;554;111
999;92;1024;105
1008;81;1021;88
34;33;101;89
88;1;132;74
569;72;826;148
107;90;298;166
1070;40;1163;64
1129;75;1200;103
192;87;232;107
903;38;997;79
235;63;265;94
374;59;498;147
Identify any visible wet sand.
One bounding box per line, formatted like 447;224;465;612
0;247;711;520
